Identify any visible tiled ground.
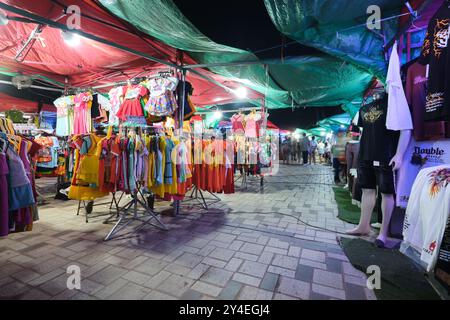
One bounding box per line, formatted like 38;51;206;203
0;164;376;300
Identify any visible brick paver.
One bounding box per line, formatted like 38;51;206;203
0;164;374;300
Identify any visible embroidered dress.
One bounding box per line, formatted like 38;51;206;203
145;77;178;116
107;87;124;125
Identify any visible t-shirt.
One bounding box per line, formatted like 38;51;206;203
419;2;450;121
357;96;400;164
386;42;413;131
396;138;450;208
405;61;447;141
299;137;310;152
403;165;450;272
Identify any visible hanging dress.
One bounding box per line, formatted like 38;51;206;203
116;85;148;121
54;96;72;137
68;134;108;200
0;149;9;237
73;92;93;135
145;77;179;117
107;87;124;126
6;146;35;212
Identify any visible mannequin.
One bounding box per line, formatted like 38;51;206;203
346;92;412;247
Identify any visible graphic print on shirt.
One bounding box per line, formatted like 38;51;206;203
428;168;450;197
433;19;449;58
361;105;383;123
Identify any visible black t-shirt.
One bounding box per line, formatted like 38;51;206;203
357;96;399;164
419;1;450;121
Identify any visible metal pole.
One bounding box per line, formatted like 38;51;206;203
183;60;264;69
0;2;178;69
0;80;63;93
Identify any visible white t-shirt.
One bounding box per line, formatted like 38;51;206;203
403;165;450;272
386;42;413;131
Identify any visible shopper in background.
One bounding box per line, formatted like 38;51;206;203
281;137;291;164
317;140;325;164
331;129;348;183
299;133;310;165
290;137;298;163
324;142;331;164
309;136;318;165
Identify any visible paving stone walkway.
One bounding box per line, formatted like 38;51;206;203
0;164;376;300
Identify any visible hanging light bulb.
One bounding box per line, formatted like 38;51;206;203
0;10;8;26
234;87;248;99
61;30;80;47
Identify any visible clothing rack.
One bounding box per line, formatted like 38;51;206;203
104;186;168;241
196;107;263;114
183;185;221;210
76;192;122;224
91;71;177;91
103;69;186;240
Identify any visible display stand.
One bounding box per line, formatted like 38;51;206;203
235;172;264;191
104;187;168;241
183;185;221;210
76;192;122;223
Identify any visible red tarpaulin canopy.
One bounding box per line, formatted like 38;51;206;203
0;0;261;107
0;92;54;112
266;120;279;130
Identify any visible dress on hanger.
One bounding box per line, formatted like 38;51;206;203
231;114;245;133
73;92;93;135
145;77;179;117
54;96;73;136
116;84;148;121
107;87;124;125
0;150;9;236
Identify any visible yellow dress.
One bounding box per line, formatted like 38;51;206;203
69;134;108;200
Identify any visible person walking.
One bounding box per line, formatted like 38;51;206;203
309;136;318;164
281;137;291;164
299;133;310;165
317;140;325;164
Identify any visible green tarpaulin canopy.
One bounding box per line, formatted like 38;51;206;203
264;0;404;80
99;0;376;111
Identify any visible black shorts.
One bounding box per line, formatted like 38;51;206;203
357;161;395;194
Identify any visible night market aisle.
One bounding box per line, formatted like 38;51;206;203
0;164;376;300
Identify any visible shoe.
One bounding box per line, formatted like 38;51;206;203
85;201;94;214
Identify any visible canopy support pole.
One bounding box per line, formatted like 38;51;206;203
0;2;178;69
0;80;63;93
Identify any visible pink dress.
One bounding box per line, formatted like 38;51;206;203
245;114;257;138
73;92;92;135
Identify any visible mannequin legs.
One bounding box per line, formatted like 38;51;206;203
346;189;376;235
376;193;394;245
346;189;395;246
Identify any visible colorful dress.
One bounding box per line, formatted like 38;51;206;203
54;96;73;136
73;92;92;135
107;87;124;125
116;85;148;121
145;78;178;116
0;151;9;237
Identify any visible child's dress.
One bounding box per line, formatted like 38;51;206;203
107;87;124;125
145;77;178;117
116;85;148;121
73;92;92;135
